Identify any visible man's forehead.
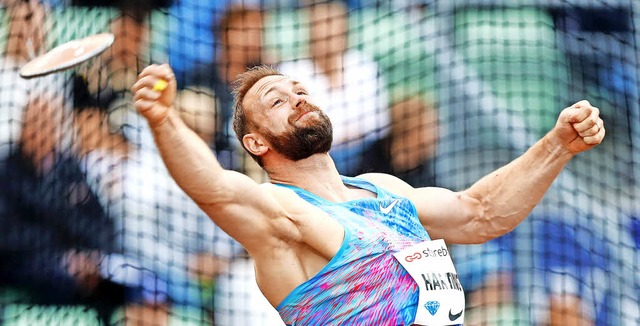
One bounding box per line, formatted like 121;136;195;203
248;75;292;99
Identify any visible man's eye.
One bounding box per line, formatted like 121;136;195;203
296;91;307;95
273;99;283;107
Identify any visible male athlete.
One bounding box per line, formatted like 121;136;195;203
132;63;605;325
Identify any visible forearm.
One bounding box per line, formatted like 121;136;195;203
463;133;574;239
150;109;228;205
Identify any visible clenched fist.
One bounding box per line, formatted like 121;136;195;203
132;64;177;127
551;100;605;154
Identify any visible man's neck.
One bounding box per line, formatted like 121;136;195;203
265;153;362;202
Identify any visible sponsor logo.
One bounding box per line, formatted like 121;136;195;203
424;301;440;316
379;199;400;214
405;252;422;262
403;246;450;263
448;308;463;321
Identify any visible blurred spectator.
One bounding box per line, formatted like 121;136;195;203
70;0;172;11
58;3;241;323
525;215;609;326
552;6;640;185
215;4;266;85
186;4;267;149
214;256;285;326
75;83;244;325
384;96;438;186
0;90;111;299
277;0;390;175
0;2;122;323
77;11;151;112
454;235;528;326
0;0;48;160
167;0;230;86
631;214;640;250
182;3;270;182
360;96;438;186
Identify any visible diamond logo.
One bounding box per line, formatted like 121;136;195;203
424;301;440;316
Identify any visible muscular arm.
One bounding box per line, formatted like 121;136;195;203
422;135;572;244
132;65;298;253
363;100;605;244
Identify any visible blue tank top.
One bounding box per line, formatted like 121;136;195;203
275;176;432;325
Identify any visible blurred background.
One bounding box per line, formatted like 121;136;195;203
0;0;639;325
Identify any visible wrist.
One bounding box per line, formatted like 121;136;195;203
149;106;177;129
542;131;575;160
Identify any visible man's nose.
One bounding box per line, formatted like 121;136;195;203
292;93;306;109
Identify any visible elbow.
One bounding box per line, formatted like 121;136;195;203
467;211;518;244
462;202;514;244
463;220;495;244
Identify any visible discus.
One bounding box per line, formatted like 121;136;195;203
19;33;115;79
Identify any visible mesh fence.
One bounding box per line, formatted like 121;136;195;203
0;0;639;325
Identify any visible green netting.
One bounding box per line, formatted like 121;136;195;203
3;305;101;326
0;9;7;54
48;7;117;46
1;1;638;325
454;7;568;136
350;9;439;103
264;9;309;62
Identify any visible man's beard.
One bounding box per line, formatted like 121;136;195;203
262;102;333;161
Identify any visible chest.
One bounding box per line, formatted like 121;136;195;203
318;197;429;250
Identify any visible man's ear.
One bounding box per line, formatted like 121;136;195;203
243;133;268;157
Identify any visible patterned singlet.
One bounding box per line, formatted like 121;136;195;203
275;176;432;325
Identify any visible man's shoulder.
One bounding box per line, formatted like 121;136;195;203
358;173;415;196
259;182;300;197
357;172;399;184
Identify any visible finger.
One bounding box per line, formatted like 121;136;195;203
566;106;590;124
578;123;599;137
133;64;174;87
158;63;176;80
132;75;163;93
134;98;156;112
573;99;591;109
583;124;605;145
148;63;176;84
571;106;599;131
136;64;160;79
133;87;161;102
131;76;150;94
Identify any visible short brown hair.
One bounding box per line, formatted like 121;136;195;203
231;65;283;166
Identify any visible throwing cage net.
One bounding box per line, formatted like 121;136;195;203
0;0;638;325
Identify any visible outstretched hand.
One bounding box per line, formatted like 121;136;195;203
551;100;605;154
131;64;177;127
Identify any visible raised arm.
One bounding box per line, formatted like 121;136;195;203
131;64;295;253
363;100;605;244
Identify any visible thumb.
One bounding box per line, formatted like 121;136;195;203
566;100;591;123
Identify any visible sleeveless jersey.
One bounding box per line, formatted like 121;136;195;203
275;176;432;325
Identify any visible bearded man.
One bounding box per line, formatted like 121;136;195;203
132;63;605;325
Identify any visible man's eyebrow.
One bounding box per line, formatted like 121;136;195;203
264;86;277;98
263;80;301;98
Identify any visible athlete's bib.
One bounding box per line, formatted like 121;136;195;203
393;239;465;325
